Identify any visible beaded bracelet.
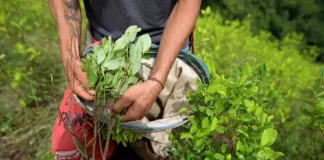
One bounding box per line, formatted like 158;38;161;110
148;76;164;90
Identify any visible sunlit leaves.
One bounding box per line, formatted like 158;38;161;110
136;33;152;53
261;128;278;147
169;63;281;160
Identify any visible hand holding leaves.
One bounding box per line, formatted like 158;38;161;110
62;54;95;101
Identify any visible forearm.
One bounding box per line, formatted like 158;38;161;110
48;0;82;60
150;0;202;84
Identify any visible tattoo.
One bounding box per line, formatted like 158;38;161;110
64;0;81;38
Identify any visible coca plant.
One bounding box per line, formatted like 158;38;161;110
78;26;151;158
169;63;284;160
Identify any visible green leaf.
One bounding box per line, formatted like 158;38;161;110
237;129;249;138
96;48;106;64
239;75;247;86
206;108;214;116
196;128;210;137
0;54;5;60
199;106;207;112
113;36;127;52
249;86;259;93
101;37;107;46
180;133;194;139
270;152;285;159
217;87;227;97
188;115;195;123
244;99;255;113
195;138;205;148
203;151;214;157
242;63;251;75
122;140;127;147
216;125;225;133
103;59;121;70
106;36;114;60
126;77;139;85
129;44;142;75
214;153;225;160
261;128;278;147
77;140;88;158
87;69;97;88
317;91;324;98
201;6;211;16
226;154;231;160
202;117;210;129
210;117;218;131
221;144;227;153
190;123;199;134
80;64;88;71
252;125;258;131
238;113;253;122
116;134;123;143
206;82;221;94
204;95;214;103
258;147;283;160
178;107;188;113
136;33;152;53
124;25;140;43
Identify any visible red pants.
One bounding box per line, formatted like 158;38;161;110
51;89;116;159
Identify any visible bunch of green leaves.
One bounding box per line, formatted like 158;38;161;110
169;63;284;160
80;25;151;155
194;7;323;159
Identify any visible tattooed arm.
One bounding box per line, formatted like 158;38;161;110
49;0;95;101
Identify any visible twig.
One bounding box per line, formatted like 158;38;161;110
102;51;130;157
50;74;87;158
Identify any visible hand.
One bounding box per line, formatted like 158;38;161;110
112;80;163;122
62;55;95;101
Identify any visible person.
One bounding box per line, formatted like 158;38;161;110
49;0;202;159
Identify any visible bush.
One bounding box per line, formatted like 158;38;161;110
170;9;323;159
204;0;324;60
0;0;65;107
170;63;284;160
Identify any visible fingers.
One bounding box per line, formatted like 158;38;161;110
74;59;91;90
121;102;149;122
72;79;95;101
112;94;134;114
121;103;143;122
65;57;96;97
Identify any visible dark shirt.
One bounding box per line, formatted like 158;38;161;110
83;0;177;44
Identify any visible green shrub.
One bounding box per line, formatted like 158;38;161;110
181;9;323;159
204;0;324;60
0;0;65;107
170;63;284;160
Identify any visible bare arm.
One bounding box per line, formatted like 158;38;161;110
113;0;202;121
150;0;202;84
49;0;94;100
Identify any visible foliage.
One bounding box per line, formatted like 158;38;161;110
170;63;284;160
0;1;323;160
0;0;65;107
191;8;324;159
76;26;151;158
205;0;324;61
0;102;56;160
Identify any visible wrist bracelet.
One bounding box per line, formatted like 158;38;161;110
148;76;164;90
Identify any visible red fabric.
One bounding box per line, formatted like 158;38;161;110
51;38;115;160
